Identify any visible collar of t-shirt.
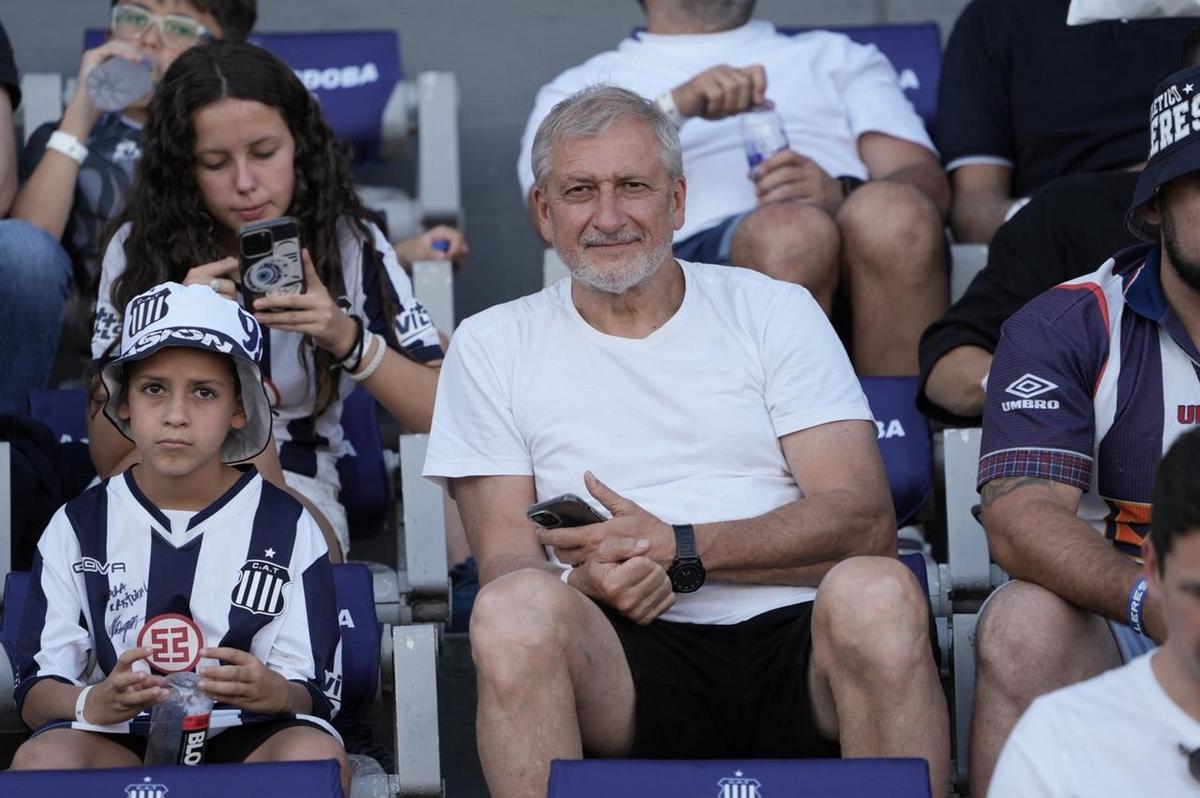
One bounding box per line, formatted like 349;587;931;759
562;260;694;346
159;508;203;546
626;19;771;55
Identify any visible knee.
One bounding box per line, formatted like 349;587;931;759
470;569;575;677
975;581;1085;687
285;733;349;770
735;202;840;284
0;219;73;294
838;181;943;276
10;737;67;770
815;556;930;676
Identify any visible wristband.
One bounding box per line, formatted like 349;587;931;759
335;315;365;372
654;91;685;129
349;332;387;383
1128;577;1148;635
560;566;572;585
75;684;94;724
47;130;89;165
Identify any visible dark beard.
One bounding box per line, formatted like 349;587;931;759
661;0;754;30
1161;204;1200;294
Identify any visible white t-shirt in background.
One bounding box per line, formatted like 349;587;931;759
517;20;935;242
423;260;872;625
990;651;1200;797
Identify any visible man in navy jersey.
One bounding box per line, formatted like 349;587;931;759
9;282;346;793
969;64;1200;796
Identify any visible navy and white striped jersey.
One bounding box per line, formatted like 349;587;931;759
978;244;1200;555
13;467;342;725
94;219;444;488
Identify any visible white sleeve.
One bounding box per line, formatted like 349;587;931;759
264;512;342;719
835;36;936;156
14;509;93;707
989;700;1068;798
92;223;132;361
422;320;532;481
760;284;872;438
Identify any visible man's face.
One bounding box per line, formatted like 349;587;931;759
534;119;685;295
1149;530;1200;680
110;0;223;107
1155;173;1200;294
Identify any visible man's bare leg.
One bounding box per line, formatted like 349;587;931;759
470;569;637;798
969;580;1121;797
838;180;947;376
730;201;840;313
808;556;950;798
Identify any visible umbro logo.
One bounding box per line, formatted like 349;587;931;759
1002;373;1060;412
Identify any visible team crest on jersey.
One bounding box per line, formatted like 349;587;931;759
231;559;292;616
126;287;171;338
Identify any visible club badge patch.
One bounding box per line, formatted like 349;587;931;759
137;613;204;673
231;559;292;616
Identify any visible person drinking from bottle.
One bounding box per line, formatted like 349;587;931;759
90;41;450;561
9;282;347;794
3;1;256;418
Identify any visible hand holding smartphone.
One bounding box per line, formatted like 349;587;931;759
238;216;305;307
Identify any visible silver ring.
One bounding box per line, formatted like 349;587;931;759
209;278;221;292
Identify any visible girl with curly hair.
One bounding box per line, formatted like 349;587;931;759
89;40;452;559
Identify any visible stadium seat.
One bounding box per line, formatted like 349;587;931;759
859;376;932;531
338;387;389;538
547;757;932;797
949;243;988;304
822;23;941;130
0;759;345;797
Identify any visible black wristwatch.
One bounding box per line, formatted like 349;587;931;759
837;175;866;198
667;524;706;593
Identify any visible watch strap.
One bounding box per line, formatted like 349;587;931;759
672;524;697;560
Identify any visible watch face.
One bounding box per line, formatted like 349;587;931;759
670;562;705;593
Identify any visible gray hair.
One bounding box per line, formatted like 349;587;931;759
531;85;684;191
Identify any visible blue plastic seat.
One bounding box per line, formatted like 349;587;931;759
335;387;389;538
0;760;343;797
26;388;87;443
548;757;931;797
859;376;933;528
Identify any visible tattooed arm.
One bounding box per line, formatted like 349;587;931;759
979;477;1164;641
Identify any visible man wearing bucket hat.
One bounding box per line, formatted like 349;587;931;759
966;64;1200;796
9;282;348;792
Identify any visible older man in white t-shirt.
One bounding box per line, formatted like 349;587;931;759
427;85;948;798
516;0;950;376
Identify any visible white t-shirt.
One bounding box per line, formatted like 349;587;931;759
423;260;872;625
517;20;935;242
93;219;443;493
990;651;1200;797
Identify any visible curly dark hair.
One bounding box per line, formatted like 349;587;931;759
107;40;387;415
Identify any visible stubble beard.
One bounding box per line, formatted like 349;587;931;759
1161;202;1200;294
560;232;672;295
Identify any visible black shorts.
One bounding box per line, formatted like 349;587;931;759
100;718;332;763
601;602;840;759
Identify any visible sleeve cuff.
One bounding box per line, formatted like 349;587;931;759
293;679;332;721
977;447;1093;492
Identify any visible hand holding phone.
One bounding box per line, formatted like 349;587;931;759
238;216;305;307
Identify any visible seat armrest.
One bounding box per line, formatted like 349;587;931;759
391;623;443;796
398;434;449;622
942;428;993;596
415;72;461;226
412;260;455;335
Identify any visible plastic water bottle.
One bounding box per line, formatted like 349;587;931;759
143;671;213;766
740;107;789;170
348;753;391;798
85;58;155;112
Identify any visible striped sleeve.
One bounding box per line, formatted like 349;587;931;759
359;222;444;364
266;511;341;720
14;508;93;715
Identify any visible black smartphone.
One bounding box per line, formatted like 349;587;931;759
527;493;606;529
238;216;305;306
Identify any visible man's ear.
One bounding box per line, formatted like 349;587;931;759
1143;537;1163;593
1142;191;1163;227
672;175;687;232
533;187;554;242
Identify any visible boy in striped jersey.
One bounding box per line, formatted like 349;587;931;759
9;282;347;792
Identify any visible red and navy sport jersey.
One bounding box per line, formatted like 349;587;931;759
978;244;1200;556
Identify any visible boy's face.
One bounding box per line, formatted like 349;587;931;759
118;347;246;478
110;1;224;108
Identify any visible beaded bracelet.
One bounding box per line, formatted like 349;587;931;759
349;332;387;383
